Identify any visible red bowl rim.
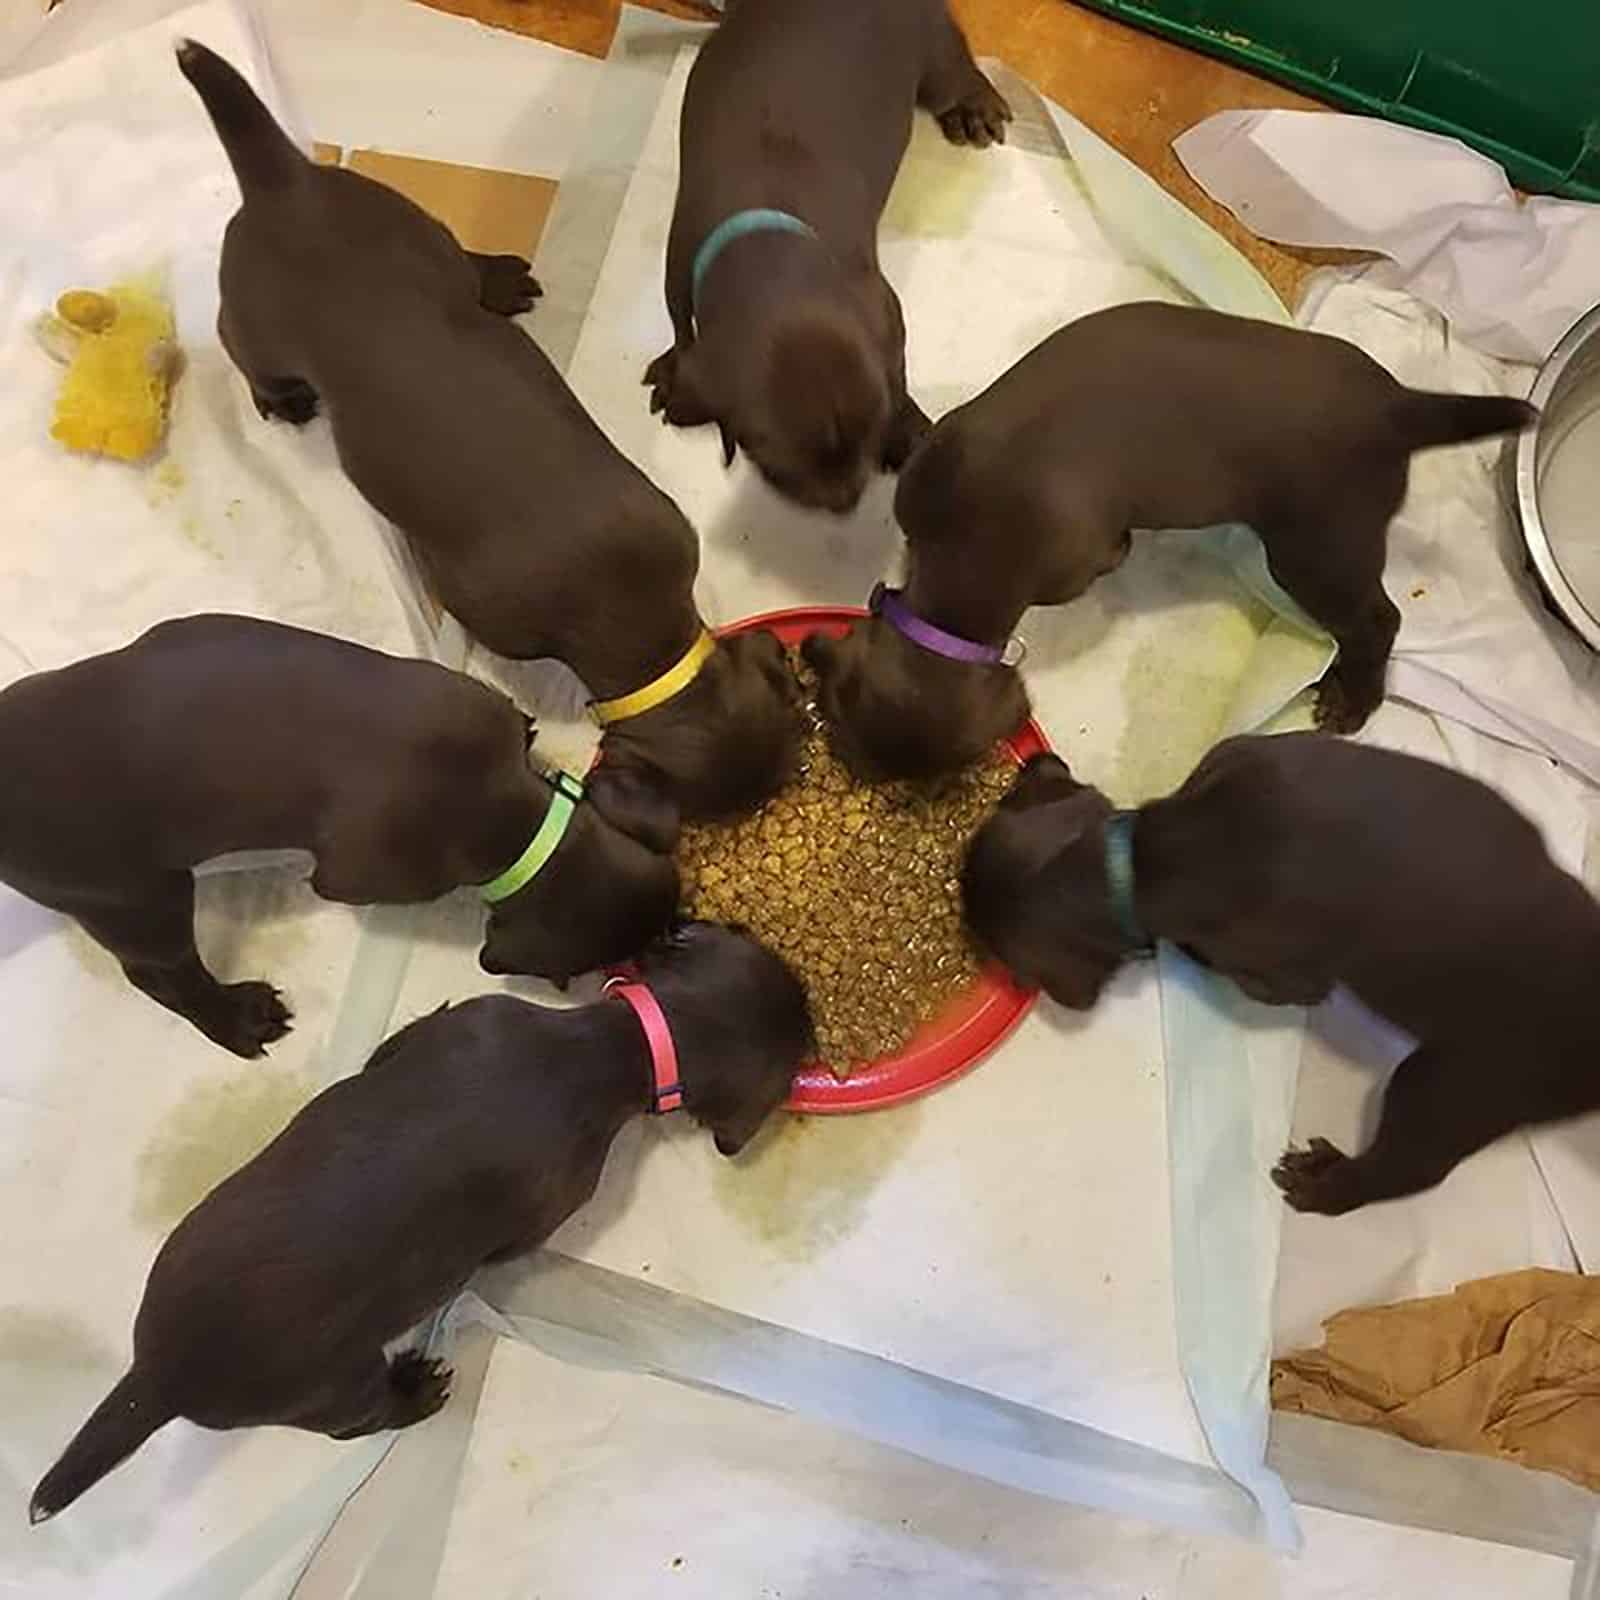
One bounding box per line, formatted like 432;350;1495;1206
714;604;1045;1114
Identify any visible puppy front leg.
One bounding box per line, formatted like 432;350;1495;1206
645;224;703;421
1272;1042;1519;1215
918;9;1012;148
72;873;291;1059
646;249;704;412
643;342;730;465
875;281;929;471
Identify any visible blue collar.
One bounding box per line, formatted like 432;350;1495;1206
1103;811;1152;951
691;209;818;315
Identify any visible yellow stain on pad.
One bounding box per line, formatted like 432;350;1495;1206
39;277;180;463
134;1067;318;1231
1112;599;1267;807
712;1106;921;1259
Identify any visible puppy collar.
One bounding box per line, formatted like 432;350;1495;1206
591;630;717;726
604;978;684;1114
480;772;584;904
691;209;818;315
1103;810;1153;952
870;584;1025;667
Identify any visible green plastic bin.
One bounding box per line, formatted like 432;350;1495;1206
1073;0;1600;201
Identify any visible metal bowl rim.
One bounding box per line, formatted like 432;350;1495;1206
1516;302;1600;653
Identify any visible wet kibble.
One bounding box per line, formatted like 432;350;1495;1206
678;653;1016;1077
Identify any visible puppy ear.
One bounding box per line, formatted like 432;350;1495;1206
881;395;932;471
801;627;858;681
1006;750;1078;807
1042;952;1116;1011
800;630;835;673
587;762;682;855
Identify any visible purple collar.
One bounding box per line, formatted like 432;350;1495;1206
869;584;1020;666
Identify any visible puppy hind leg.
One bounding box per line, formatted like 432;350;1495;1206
1310;585;1400;735
918;11;1012;148
1263;523;1399;734
1272;1042;1523;1215
297;1352;453;1438
468;252;542;317
72;873;291;1059
218;302;320;426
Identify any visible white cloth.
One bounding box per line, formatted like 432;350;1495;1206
0;7;425;1596
1175;110;1600;364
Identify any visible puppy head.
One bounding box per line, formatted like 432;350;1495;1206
736;313;893;515
961;753;1126;1009
602;631;805;820
480;767;681;985
632;922;813;1156
803;620;1031;782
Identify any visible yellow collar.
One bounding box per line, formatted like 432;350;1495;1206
590;630;717;726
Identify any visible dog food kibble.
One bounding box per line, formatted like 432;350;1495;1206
678;653;1016;1075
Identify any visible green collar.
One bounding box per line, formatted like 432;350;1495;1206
1103;810;1152;951
691;209;818;315
480;772;584;904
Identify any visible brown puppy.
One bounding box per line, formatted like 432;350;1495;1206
28;923;813;1521
963;737;1600;1216
810;302;1536;777
0;616;679;1054
645;0;1010;514
178;40;801;819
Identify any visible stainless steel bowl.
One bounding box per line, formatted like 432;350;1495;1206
1516;303;1600;651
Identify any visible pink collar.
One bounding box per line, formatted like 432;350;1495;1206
604;979;684;1114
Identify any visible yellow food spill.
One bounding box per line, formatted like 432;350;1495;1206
56;289;117;334
45;279;179;463
678;653;1016;1077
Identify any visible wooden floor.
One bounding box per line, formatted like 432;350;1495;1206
418;0;1336;306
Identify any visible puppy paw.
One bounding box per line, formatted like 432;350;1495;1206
1313;670;1383;735
252;380;320;427
938;80;1012;148
643;347;678;416
386;1351;453;1426
1271;1137;1362;1215
476;254;543;316
203;981;293;1059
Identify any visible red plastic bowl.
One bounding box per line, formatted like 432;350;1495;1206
716;605;1046;1114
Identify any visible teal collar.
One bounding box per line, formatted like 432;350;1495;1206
691;209;818;315
1103;810;1152;951
480;772;585;904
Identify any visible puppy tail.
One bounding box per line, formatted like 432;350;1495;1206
29;1369;175;1524
176;38;306;196
1394;390;1538;452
